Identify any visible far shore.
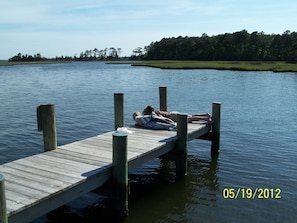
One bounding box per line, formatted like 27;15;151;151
1;60;297;72
108;60;297;72
0;60;71;66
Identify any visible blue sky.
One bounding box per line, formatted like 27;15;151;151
0;0;296;59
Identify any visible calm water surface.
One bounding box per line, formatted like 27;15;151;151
0;62;296;223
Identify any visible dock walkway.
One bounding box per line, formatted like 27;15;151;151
0;124;210;223
0;87;221;223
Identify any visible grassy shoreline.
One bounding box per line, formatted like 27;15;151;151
2;60;297;72
109;60;297;72
0;60;71;66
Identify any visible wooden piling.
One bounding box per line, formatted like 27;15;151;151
159;86;167;111
211;102;221;154
37;104;57;151
175;113;188;178
114;93;124;130
0;174;8;223
112;132;129;216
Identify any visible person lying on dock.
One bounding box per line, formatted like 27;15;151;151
133;111;177;130
143;105;212;124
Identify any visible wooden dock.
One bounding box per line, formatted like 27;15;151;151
0;87;221;223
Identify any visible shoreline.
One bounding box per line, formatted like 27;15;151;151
2;60;297;72
108;60;297;72
0;60;72;66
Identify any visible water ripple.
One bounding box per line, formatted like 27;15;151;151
1;63;296;223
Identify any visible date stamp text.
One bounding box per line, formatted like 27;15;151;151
222;188;281;199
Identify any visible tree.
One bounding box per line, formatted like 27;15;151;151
132;47;143;56
94;48;99;58
108;47;118;59
143;30;297;61
117;48;122;57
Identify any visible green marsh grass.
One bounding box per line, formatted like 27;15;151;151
128;61;297;72
2;60;297;72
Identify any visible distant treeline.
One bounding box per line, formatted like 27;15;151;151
8;47;122;62
143;30;297;62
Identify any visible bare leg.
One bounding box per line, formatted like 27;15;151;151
188;113;212;123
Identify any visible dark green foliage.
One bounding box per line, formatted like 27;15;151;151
144;30;297;62
8;53;46;62
8;47;122;62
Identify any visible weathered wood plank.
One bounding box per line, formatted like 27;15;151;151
130;131;175;141
4;184;47;204
75;138;113;148
57;147;113;163
128;140;165;150
0;166;73;191
12;158;86;179
60;144;113;156
128;132;173;141
59;141;113;154
5;198;24;214
24;154;98;174
59;144;111;155
4;191;33;214
2;162;81;184
36;153;100;170
46;149;110;166
8;168;112;223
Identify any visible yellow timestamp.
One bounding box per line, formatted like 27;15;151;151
222;188;281;199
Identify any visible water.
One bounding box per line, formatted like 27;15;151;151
0;62;296;223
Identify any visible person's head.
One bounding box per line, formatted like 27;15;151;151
133;111;141;120
143;105;155;115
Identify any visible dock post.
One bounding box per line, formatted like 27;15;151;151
176;113;188;178
112;132;129;216
159;86;167;111
0;174;8;223
211;102;221;155
114;93;124;130
37;104;57;151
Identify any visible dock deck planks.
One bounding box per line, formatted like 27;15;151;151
0;123;210;223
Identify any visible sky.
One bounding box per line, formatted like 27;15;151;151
0;0;296;59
